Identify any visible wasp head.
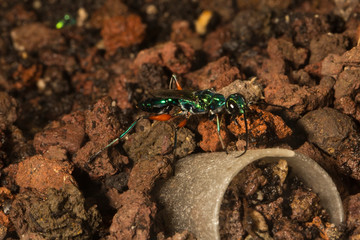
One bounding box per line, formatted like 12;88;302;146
225;93;246;116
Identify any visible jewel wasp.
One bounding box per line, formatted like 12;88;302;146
90;74;249;161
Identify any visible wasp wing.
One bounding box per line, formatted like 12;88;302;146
149;89;197;101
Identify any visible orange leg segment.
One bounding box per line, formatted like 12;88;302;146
149;114;172;121
175;80;183;90
177;119;187;128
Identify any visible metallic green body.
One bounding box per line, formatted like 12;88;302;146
90;74;249;161
138;89;229;116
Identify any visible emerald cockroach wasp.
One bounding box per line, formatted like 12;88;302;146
90;74;249;161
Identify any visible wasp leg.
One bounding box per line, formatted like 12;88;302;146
173;116;190;160
89;116;143;163
169;74;183;90
148;114;172;121
174;118;187;149
148;112;186;159
167;109;190;159
149;113;178;160
216;114;228;154
90;111;187;163
235;110;248;158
